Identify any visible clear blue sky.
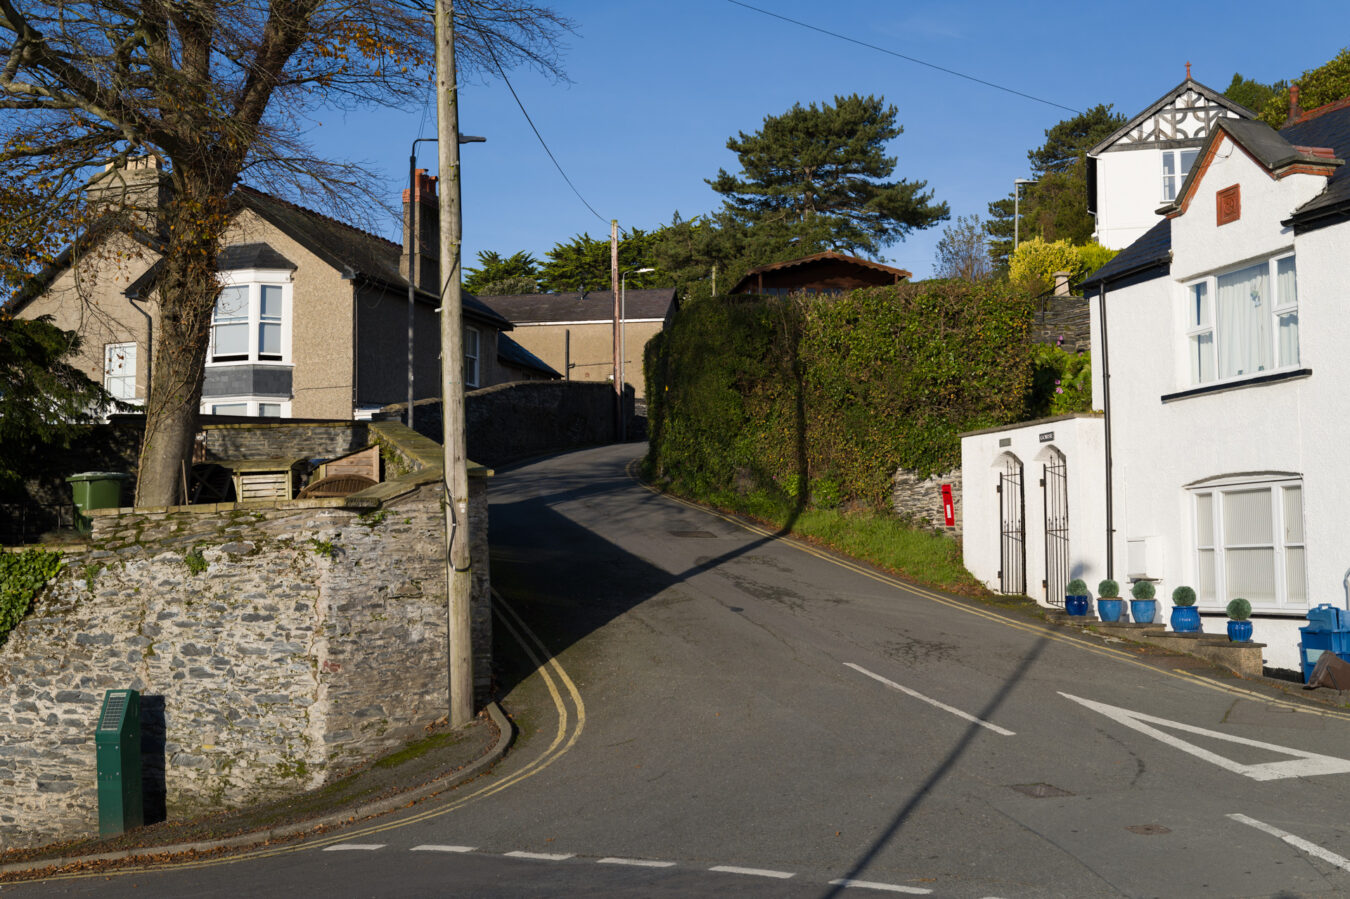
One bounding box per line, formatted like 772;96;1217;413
304;0;1344;281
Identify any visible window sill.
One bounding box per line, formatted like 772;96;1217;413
1196;607;1310;619
1161;368;1311;404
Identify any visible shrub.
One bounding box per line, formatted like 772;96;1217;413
1227;597;1252;621
1131;580;1156;600
1097;578;1120;598
1066;578;1088;595
1172;585;1197;606
0;549;63;646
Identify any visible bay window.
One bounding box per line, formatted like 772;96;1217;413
1184;254;1297;386
210;275;291;364
1192;477;1306;610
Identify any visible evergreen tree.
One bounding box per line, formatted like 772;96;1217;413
986;104;1124;271
708;93;947;256
537;229;664;293
463;250;540;295
1257;48;1350;126
1223;73;1285;114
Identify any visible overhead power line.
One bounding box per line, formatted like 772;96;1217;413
460;7;610;225
724;0;1081;115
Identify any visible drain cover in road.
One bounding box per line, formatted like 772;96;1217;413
1125;824;1172;835
1011;783;1075;798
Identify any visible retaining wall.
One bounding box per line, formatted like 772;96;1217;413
892;467;962;538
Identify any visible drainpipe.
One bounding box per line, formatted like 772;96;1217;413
127;295;152;407
1099;283;1115;580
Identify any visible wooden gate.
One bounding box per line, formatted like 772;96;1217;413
1042;451;1069;606
998;457;1026;595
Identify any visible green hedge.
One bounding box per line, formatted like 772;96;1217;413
0;549;63;647
646;281;1037;512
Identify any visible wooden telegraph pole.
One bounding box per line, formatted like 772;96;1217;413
435;0;474;727
610;219;621;440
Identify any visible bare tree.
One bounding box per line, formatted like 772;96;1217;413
933;214;993;282
0;0;571;506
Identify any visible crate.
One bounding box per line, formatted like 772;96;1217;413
1300;627;1350;683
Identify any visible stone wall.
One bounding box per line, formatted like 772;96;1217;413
390;380;617;468
1031;294;1090;353
200;421;370;462
892;467;962;538
0;422;491;850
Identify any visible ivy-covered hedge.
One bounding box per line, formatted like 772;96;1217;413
0;549;63;647
646;281;1037;512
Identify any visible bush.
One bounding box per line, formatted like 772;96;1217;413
1131;580;1156;600
1028;344;1091;418
0;549;63;646
1227;597;1252;621
1066;578;1088;596
1172;585;1196;606
1097;578;1120;598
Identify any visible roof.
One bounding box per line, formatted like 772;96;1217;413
478;288;677;325
1281;98;1350;225
1089;78;1256;156
1079;218;1171;290
3;184;511;331
497;333;560;378
730;251;911;293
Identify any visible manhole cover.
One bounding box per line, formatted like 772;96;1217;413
670;530;716;538
1125;824;1172;835
1011;783;1075;798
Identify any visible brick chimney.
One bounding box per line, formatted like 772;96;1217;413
401;169;440;292
1287;83;1303;124
86;155;165;221
1053;270;1071;296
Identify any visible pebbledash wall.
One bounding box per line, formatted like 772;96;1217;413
0;421;490;850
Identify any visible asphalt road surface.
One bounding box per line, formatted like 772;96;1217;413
14;443;1350;897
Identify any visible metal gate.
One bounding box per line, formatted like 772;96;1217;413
997;457;1025;595
1042;451;1068;606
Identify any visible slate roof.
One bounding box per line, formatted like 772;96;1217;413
1079;218;1172;290
478;288;678;325
497;333;560;378
1281;98;1350;225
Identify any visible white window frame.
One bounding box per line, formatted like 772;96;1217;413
1191;475;1306;612
1162;148;1200;202
103;342;139;402
1182;252;1298;387
208;268;293;365
464;326;481;388
201;398;290;418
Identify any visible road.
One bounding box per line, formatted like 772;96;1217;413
14;443;1350;897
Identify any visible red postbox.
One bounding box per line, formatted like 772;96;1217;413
941;484;955;526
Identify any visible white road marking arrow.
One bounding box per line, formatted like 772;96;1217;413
1061;693;1350;781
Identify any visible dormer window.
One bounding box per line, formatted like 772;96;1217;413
1162;149;1200;202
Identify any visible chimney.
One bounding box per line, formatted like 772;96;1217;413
401;169;440;292
1053;270;1071;296
86;155;164;221
1287;84;1303;124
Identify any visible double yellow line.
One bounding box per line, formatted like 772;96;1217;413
632;463;1350;722
20;594;586;881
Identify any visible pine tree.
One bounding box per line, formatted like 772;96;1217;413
463;250;540;295
708;94;947;256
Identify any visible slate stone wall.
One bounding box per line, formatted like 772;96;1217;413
1031;294;1090;353
0;424;490;850
199;421;369;462
892;467;962;538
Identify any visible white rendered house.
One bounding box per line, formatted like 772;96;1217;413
1088;74;1254;251
1079;97;1350;672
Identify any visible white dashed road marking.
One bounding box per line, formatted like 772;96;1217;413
829;878;933;894
322;843;386;851
709;865;795;879
504;850;576;861
847;663;1016;736
1229;813;1350;872
597;857;678;868
410;844;476;853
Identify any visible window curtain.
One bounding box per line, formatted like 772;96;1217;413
1276;257;1299;367
1223;488;1276;605
1216;263;1270;379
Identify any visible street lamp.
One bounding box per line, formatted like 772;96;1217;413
618;266;655;441
1013;177;1039;253
404;133;486;431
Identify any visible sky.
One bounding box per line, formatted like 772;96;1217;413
298;0;1346;281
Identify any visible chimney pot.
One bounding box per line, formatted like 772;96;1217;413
1289;84;1303;123
1053;271;1071;296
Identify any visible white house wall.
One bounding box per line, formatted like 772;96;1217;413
960;416;1106;604
1102;143;1345;672
1093;149;1169;251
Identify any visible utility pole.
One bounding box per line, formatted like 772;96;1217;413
435;0;473;727
610;219;621;441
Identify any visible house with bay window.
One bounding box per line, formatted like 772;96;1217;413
4;162;554;421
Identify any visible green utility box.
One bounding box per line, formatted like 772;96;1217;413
67;472;131;533
95;689;143;837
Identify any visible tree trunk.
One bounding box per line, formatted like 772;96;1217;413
133;186;226;508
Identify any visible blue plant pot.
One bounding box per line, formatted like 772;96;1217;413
1065;595;1090;616
1171;606;1202;633
1130;599;1158;625
1228;620;1253;642
1098;598;1123;622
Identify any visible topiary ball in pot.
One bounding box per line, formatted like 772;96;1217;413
1065;578;1090;616
1170;585;1201;633
1130;580;1158;625
1096;579;1123;622
1226;597;1253;642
